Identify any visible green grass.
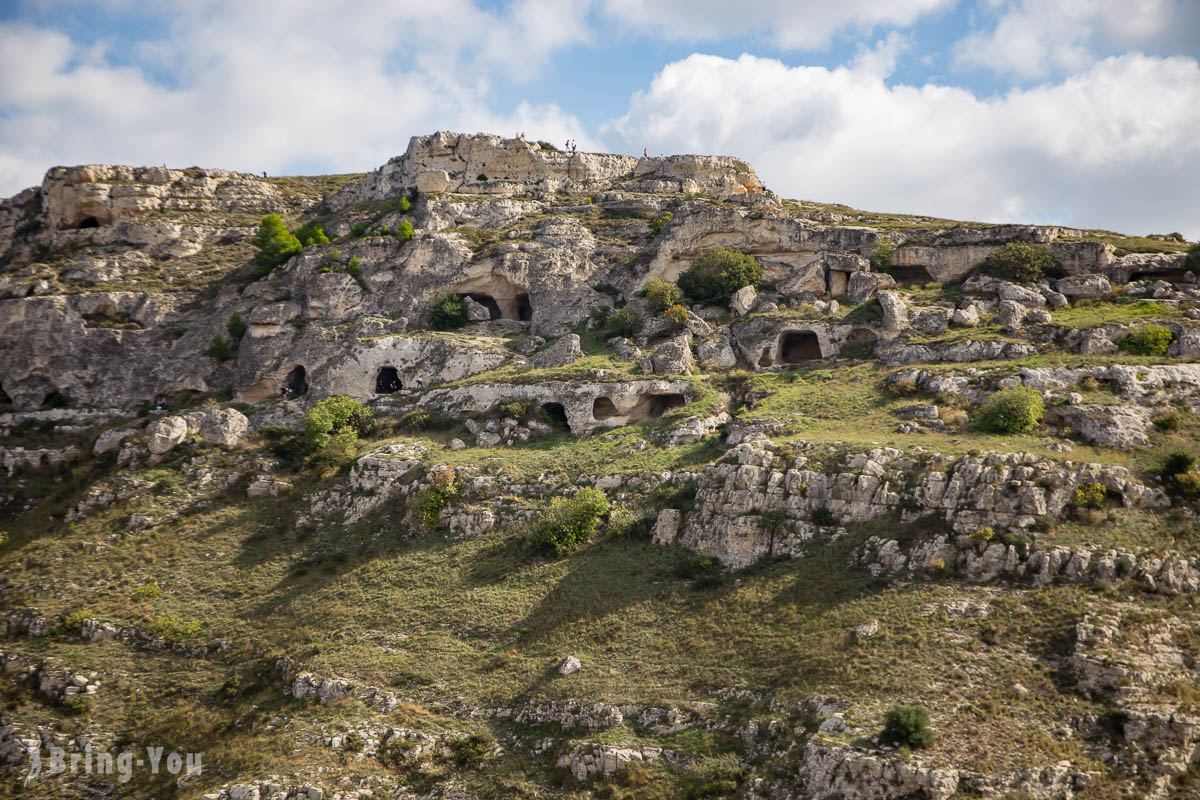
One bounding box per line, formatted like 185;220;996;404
1050;298;1184;327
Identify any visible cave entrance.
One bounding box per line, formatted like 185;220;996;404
517;293;533;321
0;383;12;409
888;266;934;284
375;367;401;394
76;216;101;229
629;393;687;421
41;390;70;409
758;347;774;368
284;366;309;397
463;293;502;320
1130;269;1189;283
780;331;822;362
541;402;569;429
592;396;618;420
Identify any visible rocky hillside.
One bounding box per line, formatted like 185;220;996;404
1;131;1199;799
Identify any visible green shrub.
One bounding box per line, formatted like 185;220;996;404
643;278;683;312
0;530;8;548
605;306;643;338
969;526;995;545
811;507;837;526
976;242;1061;282
60;695;94;716
430;289;468;330
973;387;1044;434
144;614;208;643
678;246;762;305
294;223;329;248
131;582;163;602
650;211;672;236
1117;324;1172;355
398;196;412;213
251;214;302;276
226;312;247;342
674;555;725;590
414;468;460;529
207;334;234;362
496;398;538;422
398;408;456;431
344;256;362;280
527;487;610;556
302;395;373;460
664;303;690;329
1073;482;1107;509
1154;411;1184;431
352;223;366;237
1174;470;1200;498
1163;451;1200;496
1187;242;1200;273
870;241;893;272
881;705;935;749
452;731;495;766
396;220;414;243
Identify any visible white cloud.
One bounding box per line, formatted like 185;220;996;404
598;0;953;49
0;1;597;196
605;47;1200;239
954;0;1200;79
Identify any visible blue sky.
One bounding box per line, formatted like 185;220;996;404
1;0;1199;238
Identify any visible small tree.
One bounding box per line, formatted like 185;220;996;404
302;395;373;463
870;241;893;272
252;214;302;277
974;386;1044;434
1117;324;1172;355
678;246;762;306
226;312;247;342
650;211;672;236
1187;242;1200;273
976;242;1061;283
605;306;643;338
643;278;683;312
396;220;414;243
430;289;468;330
294;223;330;248
881;705;936;749
207;334;233;362
398;196;412;213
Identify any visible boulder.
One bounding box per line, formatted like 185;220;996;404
196;408;249;448
1056;274;1111;298
147;416;189;455
558;655;581;676
846;271;896;305
730;286;758;316
996;282;1047;307
877;291;908;333
644;337;695;376
996;299;1026;332
532;334;583;369
697;338;738;369
464;296;491;322
951;306;979;328
93;427;133;456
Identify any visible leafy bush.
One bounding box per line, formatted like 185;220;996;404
650;211;672;236
678;246;762;306
527;487;610;556
398;196;412;213
398;408;456;431
145;614;208;643
294;222;330;248
1073;482;1107;509
396;220;414;243
1187;242;1200;273
675;555;725;590
496;398;539;422
1117;324;1172;355
226;312;247;342
643;277;683;312
60;695;94;716
452;731;495;766
664;303;690;329
973;387;1044;434
976;242;1060;282
352;223;366;237
606;306;643;337
969;526;994;545
1163;451;1200;497
870;241;893;272
1153;411;1184;431
880;705;936;749
251;214;302;276
207;334;234;362
131;582;163;601
303;395;373;462
414;468;460;529
430;289;468;330
811;507;837;526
